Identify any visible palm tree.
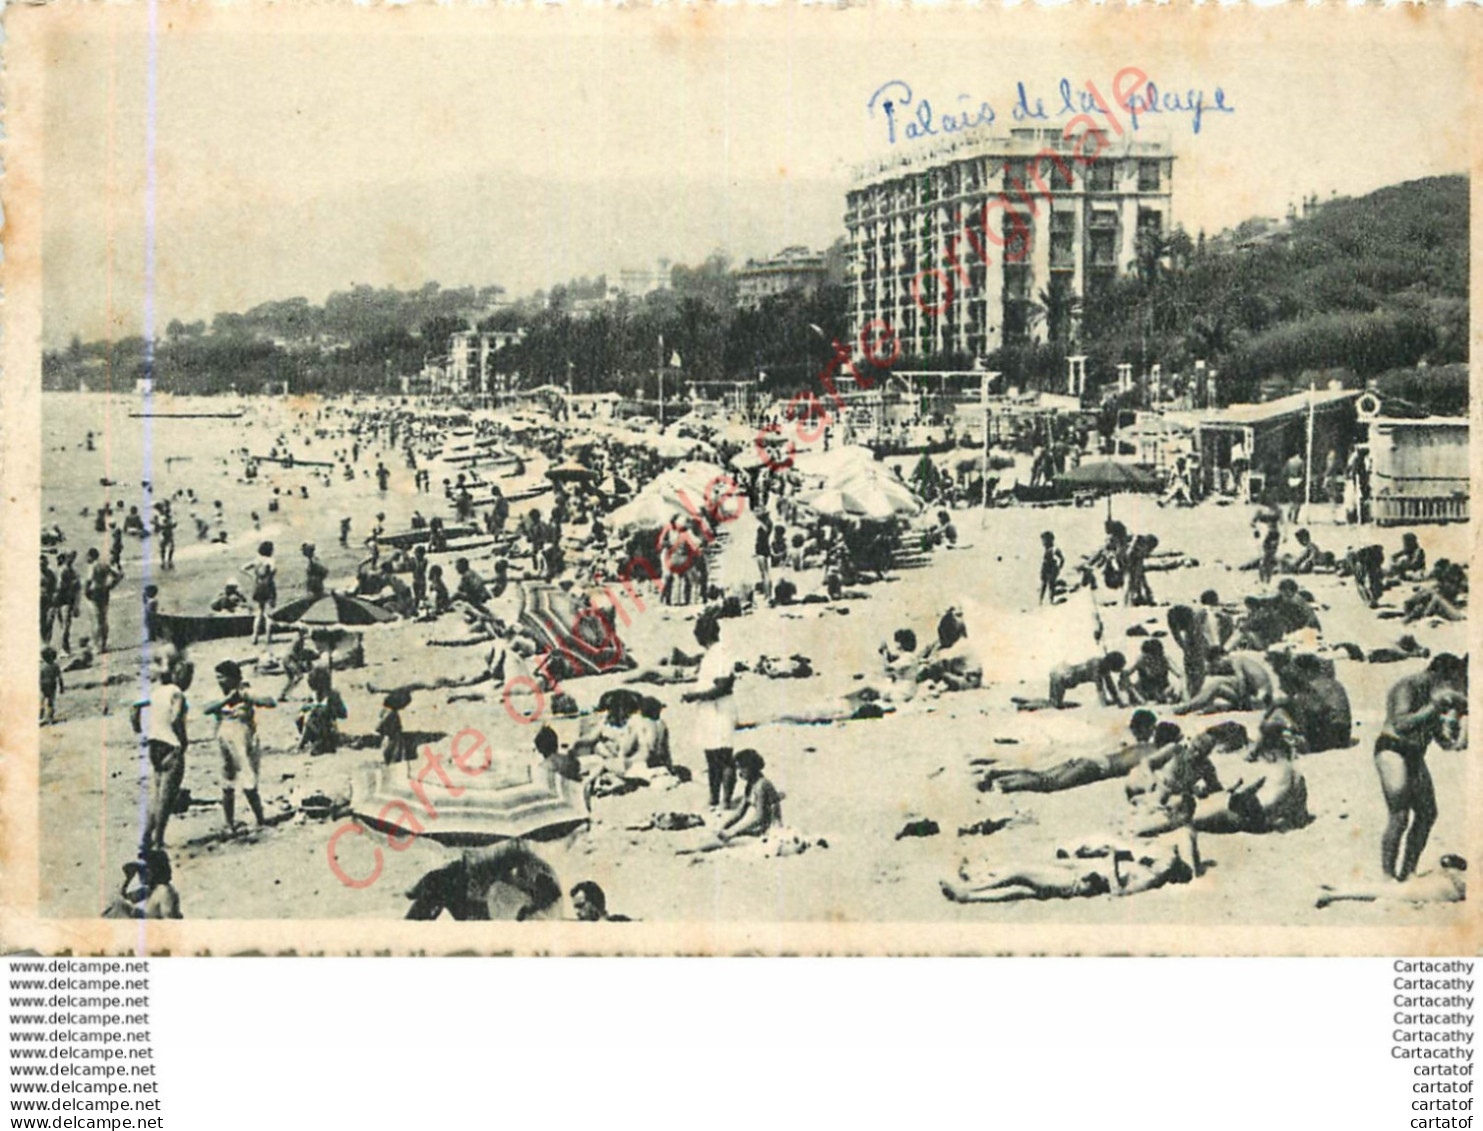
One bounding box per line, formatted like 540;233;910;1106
1134;228;1170;287
1026;283;1081;347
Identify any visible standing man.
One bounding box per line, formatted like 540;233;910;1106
411;545;429;610
54;552;81;654
39;555;57;645
156;502;176;570
1283;451;1306;524
1373;654;1468;882
82;547;122;653
753;513;773;604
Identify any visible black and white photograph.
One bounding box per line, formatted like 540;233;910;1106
3;5;1476;955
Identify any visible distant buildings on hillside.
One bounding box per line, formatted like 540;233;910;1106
734;246;829;308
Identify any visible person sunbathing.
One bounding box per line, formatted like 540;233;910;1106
1174;716;1310;835
1316;855;1466;909
404;843;564;921
879;628;923;696
979;710;1161;794
1121;639;1176;705
941;827;1199;904
1280;528;1335;575
677;750;783;854
1387;533;1428;581
1403;561;1467;624
1270;653;1352;752
1176;653;1275;714
101;850;182;920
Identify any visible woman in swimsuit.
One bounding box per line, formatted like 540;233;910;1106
242;540;278;647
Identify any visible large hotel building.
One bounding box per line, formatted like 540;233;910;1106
845;128;1174;361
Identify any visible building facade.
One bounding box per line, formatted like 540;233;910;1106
844;128;1174;361
448;329;525;396
735;246;829;308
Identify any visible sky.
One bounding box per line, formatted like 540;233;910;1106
34;7;1472;347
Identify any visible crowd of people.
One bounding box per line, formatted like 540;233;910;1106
35;395;1471;925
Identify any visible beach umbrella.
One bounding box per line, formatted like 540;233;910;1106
272;590;398;627
606;461;730;531
804;484;906;522
834;469;920;510
545;460;599;484
350;745;589;846
792;444;879;481
1056;460;1161;493
606;493;688;532
522;583;628;678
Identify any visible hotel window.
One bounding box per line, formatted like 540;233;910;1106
1089;229;1118;268
1002;210;1033;263
1138;160;1162;192
1050;211;1076;268
1004;264;1032;302
1049;159;1074;192
1137;208;1164;236
1088;161;1116;192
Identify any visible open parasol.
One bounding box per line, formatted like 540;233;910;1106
1056;460;1161;493
272;590;399;627
351;745;589;846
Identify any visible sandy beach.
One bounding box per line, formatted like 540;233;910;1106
35;392;1471;934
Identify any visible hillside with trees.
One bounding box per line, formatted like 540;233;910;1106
972;174;1468;405
42;178;1466;408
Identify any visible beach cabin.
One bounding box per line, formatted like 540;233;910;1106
1170;388;1360;502
1358;393;1470;526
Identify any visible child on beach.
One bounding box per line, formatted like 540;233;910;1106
296;667;347;755
1121;639;1175;705
199;660;276;833
427;565;452;615
1038;531;1064;605
1021;652;1125;710
142;584;161;642
377;688;413;765
39;647;63;724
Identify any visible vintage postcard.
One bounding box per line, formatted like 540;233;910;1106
1;4;1478;955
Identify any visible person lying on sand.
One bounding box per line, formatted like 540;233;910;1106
978;711;1162;794
1316;854;1466;909
570;881;631;922
1175;653;1275;715
404;843;564;921
941;827;1199;904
